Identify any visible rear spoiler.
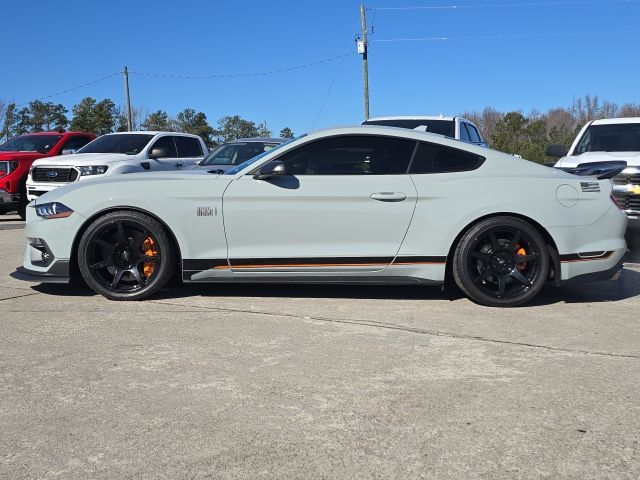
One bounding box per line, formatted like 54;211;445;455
555;161;627;180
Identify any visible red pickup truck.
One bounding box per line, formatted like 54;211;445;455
0;131;96;218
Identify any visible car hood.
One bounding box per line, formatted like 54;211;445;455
32;153;138;166
0;151;46;161
555;151;640;168
34;169;224;204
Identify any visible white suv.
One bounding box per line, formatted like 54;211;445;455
362;115;488;147
27;131;208;201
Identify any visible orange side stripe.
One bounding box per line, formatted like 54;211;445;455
212;261;446;270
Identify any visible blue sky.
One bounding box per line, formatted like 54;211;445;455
2;0;639;135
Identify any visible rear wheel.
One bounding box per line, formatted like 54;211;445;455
453;216;549;307
77;211;175;300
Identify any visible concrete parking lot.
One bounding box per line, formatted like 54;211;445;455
0;214;639;479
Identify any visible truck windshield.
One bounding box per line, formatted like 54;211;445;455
78;134;154;155
0;134;62;153
575;123;640;154
363;119;455;137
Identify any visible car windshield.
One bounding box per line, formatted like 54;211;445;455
363;119;455;137
0;134;63;153
201;141;281;166
77;134;154;155
224;136;305;175
575;123;640;154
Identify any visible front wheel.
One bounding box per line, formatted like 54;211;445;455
77;211;175;300
453;216;550;307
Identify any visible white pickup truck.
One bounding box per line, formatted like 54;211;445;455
26;131;208;201
549;117;640;227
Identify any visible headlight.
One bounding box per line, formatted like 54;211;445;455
35;202;74;219
77;165;108;176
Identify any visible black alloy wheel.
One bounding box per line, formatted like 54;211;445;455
78;211;175;300
453;216;550;307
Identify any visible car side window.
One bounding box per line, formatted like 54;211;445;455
409;142;485;174
275;135;416;175
61;136;92;152
175;136;203;157
459;123;471;142
466;124;482;143
150;136;178;158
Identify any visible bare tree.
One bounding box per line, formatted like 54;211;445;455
619;103;640;118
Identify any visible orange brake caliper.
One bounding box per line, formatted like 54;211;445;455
142;237;157;278
516;245;527;271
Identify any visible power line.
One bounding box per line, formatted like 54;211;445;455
16;72;122;107
373;29;639;42
372;0;640;10
128;53;354;80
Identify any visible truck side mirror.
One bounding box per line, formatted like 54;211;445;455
61;149;77;155
148;147;169;160
546;145;568;158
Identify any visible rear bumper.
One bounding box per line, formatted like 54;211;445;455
561;261;623;285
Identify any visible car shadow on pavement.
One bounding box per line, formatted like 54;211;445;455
31;268;640;306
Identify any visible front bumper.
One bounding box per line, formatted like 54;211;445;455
11;262;70;283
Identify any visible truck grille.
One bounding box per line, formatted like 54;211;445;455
31;167;78;183
612;173;640;185
613;191;640;212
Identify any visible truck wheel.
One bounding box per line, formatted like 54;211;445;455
77;211;175;300
17;184;27;220
452;216;549;307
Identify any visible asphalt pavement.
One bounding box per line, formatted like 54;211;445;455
0;214;638;479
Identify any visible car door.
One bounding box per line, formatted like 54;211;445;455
147;136;180;171
221;134;418;273
174;136;205;168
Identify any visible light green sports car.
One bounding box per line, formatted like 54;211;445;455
14;126;627;307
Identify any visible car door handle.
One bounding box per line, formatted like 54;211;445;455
175;162;183;168
370;192;407;202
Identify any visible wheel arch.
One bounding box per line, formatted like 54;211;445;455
444;212;561;285
69;206;183;282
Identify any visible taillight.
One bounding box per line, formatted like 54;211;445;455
610;193;624;210
0;161;18;178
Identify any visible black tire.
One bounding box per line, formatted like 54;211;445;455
17;184;27;220
453;216;550;307
77;211;175;300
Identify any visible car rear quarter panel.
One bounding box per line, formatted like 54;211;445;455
399;161;616;258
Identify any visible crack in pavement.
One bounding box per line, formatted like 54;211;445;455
150;300;640;360
0;292;41;302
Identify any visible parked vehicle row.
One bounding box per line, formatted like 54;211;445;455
0;131;95;218
13;125;627;307
26;132;207;201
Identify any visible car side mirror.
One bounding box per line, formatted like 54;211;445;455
253;160;287;180
148;147;169;160
61;148;77;155
546;145;568;158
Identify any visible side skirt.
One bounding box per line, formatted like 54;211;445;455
184;275;443;285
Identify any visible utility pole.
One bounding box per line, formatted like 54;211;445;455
359;4;370;120
123;66;133;131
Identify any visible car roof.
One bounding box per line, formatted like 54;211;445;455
228;137;285;143
591;117;640;125
308;125;486;151
100;131;202;138
19;131;81;136
365;115;455;122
